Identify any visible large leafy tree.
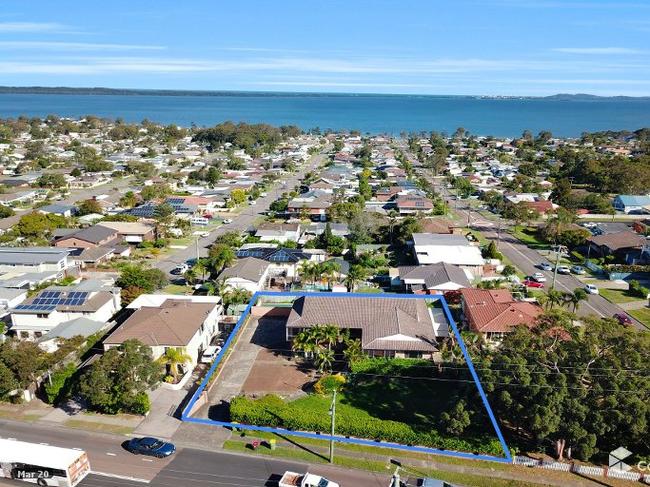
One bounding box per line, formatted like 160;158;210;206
479;312;650;461
79;339;162;414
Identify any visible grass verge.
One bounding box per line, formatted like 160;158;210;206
65;419;135;435
599;288;645;305
628;307;650;330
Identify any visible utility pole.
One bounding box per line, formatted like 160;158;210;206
328;389;337;463
496;220;502;249
550;245;567;290
195;238;200;263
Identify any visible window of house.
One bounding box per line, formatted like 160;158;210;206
34;331;42;338
20;331;29;339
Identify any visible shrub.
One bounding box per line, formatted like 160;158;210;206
130;393;151;415
629;280;650;299
43;363;77;404
313;374;346;395
501;264;516;276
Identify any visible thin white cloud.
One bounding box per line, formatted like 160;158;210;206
0;41;165;51
0;22;71;33
553;47;644;55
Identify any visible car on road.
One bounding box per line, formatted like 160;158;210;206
222;218;233;224
570;265;586;275
531;272;547;282
523;279;545;288
581;222;598;229
585;284;599;295
200;345;222;364
613;313;633;325
172;263;189;275
192;231;210;238
279;471;339;487
537;262;553;271
556;266;571;275
125;437;176;458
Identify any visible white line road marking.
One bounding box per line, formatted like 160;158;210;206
90;471;150;483
142;458;154;462
106;452;117;456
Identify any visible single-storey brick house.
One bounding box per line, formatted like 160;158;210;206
286;295;450;359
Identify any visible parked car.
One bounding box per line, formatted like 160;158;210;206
537;262;553;271
200;345;222;364
192;231;210;238
222;218;233;224
531;272;547;282
556;266;571;275
581;222;597;229
523;279;545;288
613;313;633;325
172;263;189;275
585;284;599;294
570;265;586;275
125;437;176;458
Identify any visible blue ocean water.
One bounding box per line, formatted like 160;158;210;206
0;93;648;137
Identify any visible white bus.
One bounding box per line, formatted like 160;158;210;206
0;439;90;486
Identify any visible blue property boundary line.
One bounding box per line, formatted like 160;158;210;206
181;291;512;463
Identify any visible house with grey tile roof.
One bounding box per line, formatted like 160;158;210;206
394;263;471;294
217;257;270;293
286;295;449;359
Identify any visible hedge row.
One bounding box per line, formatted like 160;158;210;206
229;394;503;456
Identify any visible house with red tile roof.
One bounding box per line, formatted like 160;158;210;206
459;288;543;343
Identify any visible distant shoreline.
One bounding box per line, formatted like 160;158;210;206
0;86;648;101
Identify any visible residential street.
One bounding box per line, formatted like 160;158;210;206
154;151;328;275
436;184;647;330
0;419;388;487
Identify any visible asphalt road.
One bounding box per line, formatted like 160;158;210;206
436;184;646;330
0;419;388;487
155;151;328;275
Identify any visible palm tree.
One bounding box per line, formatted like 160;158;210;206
342;338;364;367
545;289;564;310
223;287;252;308
345;265;367;292
292;330;318;361
157;347;192;380
205;278;228;297
183;268;197;287
387;209;400;245
568;288;588;312
314;348;335;373
193;260;208;283
298;261;316;285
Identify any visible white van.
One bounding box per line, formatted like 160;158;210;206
190;216;209;226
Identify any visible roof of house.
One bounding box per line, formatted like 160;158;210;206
286;296;443;352
56;225;117;245
412;233;470;246
398;263;471;289
11;287;114;315
39;203;76;214
40;316;107;342
395;195;434;210
236;247;312;263
460;288;543;334
104;299;218;347
97;221;155;235
525;200;555;213
0;247;70;265
615;195;650;206
218;257;269;283
589;231;646;252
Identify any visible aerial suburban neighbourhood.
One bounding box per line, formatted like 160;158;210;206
0;114;648;487
0;2;649;485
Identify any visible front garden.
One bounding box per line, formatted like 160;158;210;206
229;357;505;456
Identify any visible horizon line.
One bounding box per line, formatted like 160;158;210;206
1;85;649;99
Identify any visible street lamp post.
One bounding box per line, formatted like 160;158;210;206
328;390;337;463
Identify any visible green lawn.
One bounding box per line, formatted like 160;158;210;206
628;307;650;330
230;368;503;455
160;284;192;295
599;288;645;304
510;227;549;250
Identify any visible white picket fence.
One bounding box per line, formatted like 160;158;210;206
513;456;650;483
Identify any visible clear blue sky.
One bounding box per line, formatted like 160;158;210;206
1;0;649;96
